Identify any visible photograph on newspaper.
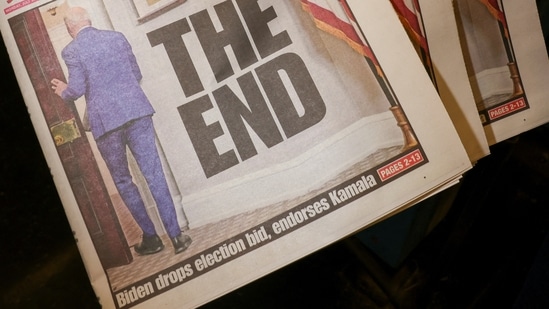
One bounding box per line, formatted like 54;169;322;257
1;0;470;307
457;0;529;124
453;0;549;144
389;0;490;163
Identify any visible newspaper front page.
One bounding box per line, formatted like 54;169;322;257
455;0;549;144
1;0;471;307
402;0;549;145
389;0;490;163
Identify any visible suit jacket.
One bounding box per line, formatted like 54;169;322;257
61;27;155;139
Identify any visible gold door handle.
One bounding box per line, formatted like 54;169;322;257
50;118;81;146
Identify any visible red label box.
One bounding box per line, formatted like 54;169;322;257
377;149;424;182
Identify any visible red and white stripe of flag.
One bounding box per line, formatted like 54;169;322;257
389;0;427;51
479;0;507;29
300;0;381;73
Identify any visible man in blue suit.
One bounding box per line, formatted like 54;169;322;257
51;7;192;256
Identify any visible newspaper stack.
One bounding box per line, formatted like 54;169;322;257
391;0;549;147
0;0;546;308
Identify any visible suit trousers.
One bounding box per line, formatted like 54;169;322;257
96;116;181;239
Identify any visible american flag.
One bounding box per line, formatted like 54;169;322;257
479;0;507;29
300;0;382;74
389;0;437;81
389;0;427;51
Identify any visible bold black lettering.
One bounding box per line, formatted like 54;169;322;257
189;1;258;83
235;0;292;58
147;19;204;97
178;95;239;178
214;72;284;161
256;53;326;138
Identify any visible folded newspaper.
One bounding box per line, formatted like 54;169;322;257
392;0;549;146
389;0;491;163
456;0;549;144
0;0;471;307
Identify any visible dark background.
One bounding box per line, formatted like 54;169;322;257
1;2;549;308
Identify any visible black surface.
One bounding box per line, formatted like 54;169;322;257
2;3;549;308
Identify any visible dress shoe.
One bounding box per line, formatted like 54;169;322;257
135;234;164;256
171;234;192;254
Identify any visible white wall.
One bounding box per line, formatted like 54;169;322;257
63;0;400;226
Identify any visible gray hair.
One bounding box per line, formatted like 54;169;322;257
64;7;91;28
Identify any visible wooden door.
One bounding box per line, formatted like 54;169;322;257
9;9;132;269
